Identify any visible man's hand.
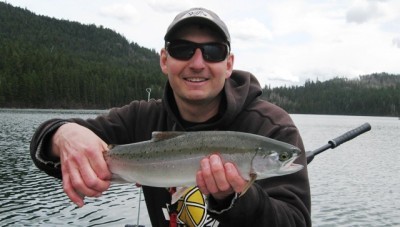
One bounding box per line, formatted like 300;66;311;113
52;123;112;207
196;154;247;201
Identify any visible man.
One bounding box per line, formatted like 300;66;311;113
30;7;311;227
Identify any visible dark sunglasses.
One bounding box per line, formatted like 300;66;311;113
166;40;230;62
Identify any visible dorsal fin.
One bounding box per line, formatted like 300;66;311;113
151;131;185;142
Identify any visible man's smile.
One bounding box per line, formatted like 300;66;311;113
184;77;209;83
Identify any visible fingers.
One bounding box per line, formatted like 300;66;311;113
61;149;110;207
224;162;247;194
88;141;112;181
196;170;208;195
55;123;111;207
74;153;110;195
197;154;247;200
61;162;85;207
205;155;231;193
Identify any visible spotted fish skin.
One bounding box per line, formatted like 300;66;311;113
104;131;303;187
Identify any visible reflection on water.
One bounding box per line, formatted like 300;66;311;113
292;114;400;227
0;109;150;226
0;109;399;226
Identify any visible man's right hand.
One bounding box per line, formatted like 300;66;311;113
51;123;112;207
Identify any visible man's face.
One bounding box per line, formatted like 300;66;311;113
160;25;234;106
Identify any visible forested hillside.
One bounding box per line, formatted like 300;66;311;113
0;2;166;108
1;2;399;116
262;73;400;116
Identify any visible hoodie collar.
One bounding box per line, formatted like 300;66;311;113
163;70;262;131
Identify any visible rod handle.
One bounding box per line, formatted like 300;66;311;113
328;123;371;148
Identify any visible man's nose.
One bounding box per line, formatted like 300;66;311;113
189;48;206;68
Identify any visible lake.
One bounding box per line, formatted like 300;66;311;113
0;109;399;226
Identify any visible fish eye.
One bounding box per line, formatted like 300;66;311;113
279;152;292;161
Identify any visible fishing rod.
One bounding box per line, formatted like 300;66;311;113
306;122;371;164
130;88;153;227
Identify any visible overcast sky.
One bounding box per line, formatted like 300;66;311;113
3;0;400;87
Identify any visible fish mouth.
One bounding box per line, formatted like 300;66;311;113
285;163;304;173
281;152;303;173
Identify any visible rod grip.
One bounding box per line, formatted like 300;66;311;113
328;123;371;148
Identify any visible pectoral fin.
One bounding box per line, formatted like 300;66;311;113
171;186;191;204
239;173;257;197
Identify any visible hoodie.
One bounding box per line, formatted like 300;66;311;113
30;70;311;227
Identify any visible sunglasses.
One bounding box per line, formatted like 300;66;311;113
166;40;230;62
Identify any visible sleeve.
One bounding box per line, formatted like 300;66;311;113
30;119;70;179
207;125;312;227
29;101;150;179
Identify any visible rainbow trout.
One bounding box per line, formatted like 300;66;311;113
104;131;303;188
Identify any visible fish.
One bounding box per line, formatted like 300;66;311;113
104;131;304;190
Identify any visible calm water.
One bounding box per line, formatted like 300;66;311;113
0;109;399;226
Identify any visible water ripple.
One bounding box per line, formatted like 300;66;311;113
1;110;399;226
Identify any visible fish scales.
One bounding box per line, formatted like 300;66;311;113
104;131;303;187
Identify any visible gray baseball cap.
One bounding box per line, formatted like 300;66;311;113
164;7;231;46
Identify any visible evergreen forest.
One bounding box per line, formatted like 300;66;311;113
261;73;400;116
0;2;166;109
1;2;399;116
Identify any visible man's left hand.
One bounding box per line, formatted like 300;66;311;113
196;154;247;200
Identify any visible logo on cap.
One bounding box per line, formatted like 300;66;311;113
182;9;213;20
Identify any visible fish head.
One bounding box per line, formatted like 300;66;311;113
251;145;303;179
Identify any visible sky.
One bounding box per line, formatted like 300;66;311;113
3;0;400;87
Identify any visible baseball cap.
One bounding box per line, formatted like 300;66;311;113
164;7;231;46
